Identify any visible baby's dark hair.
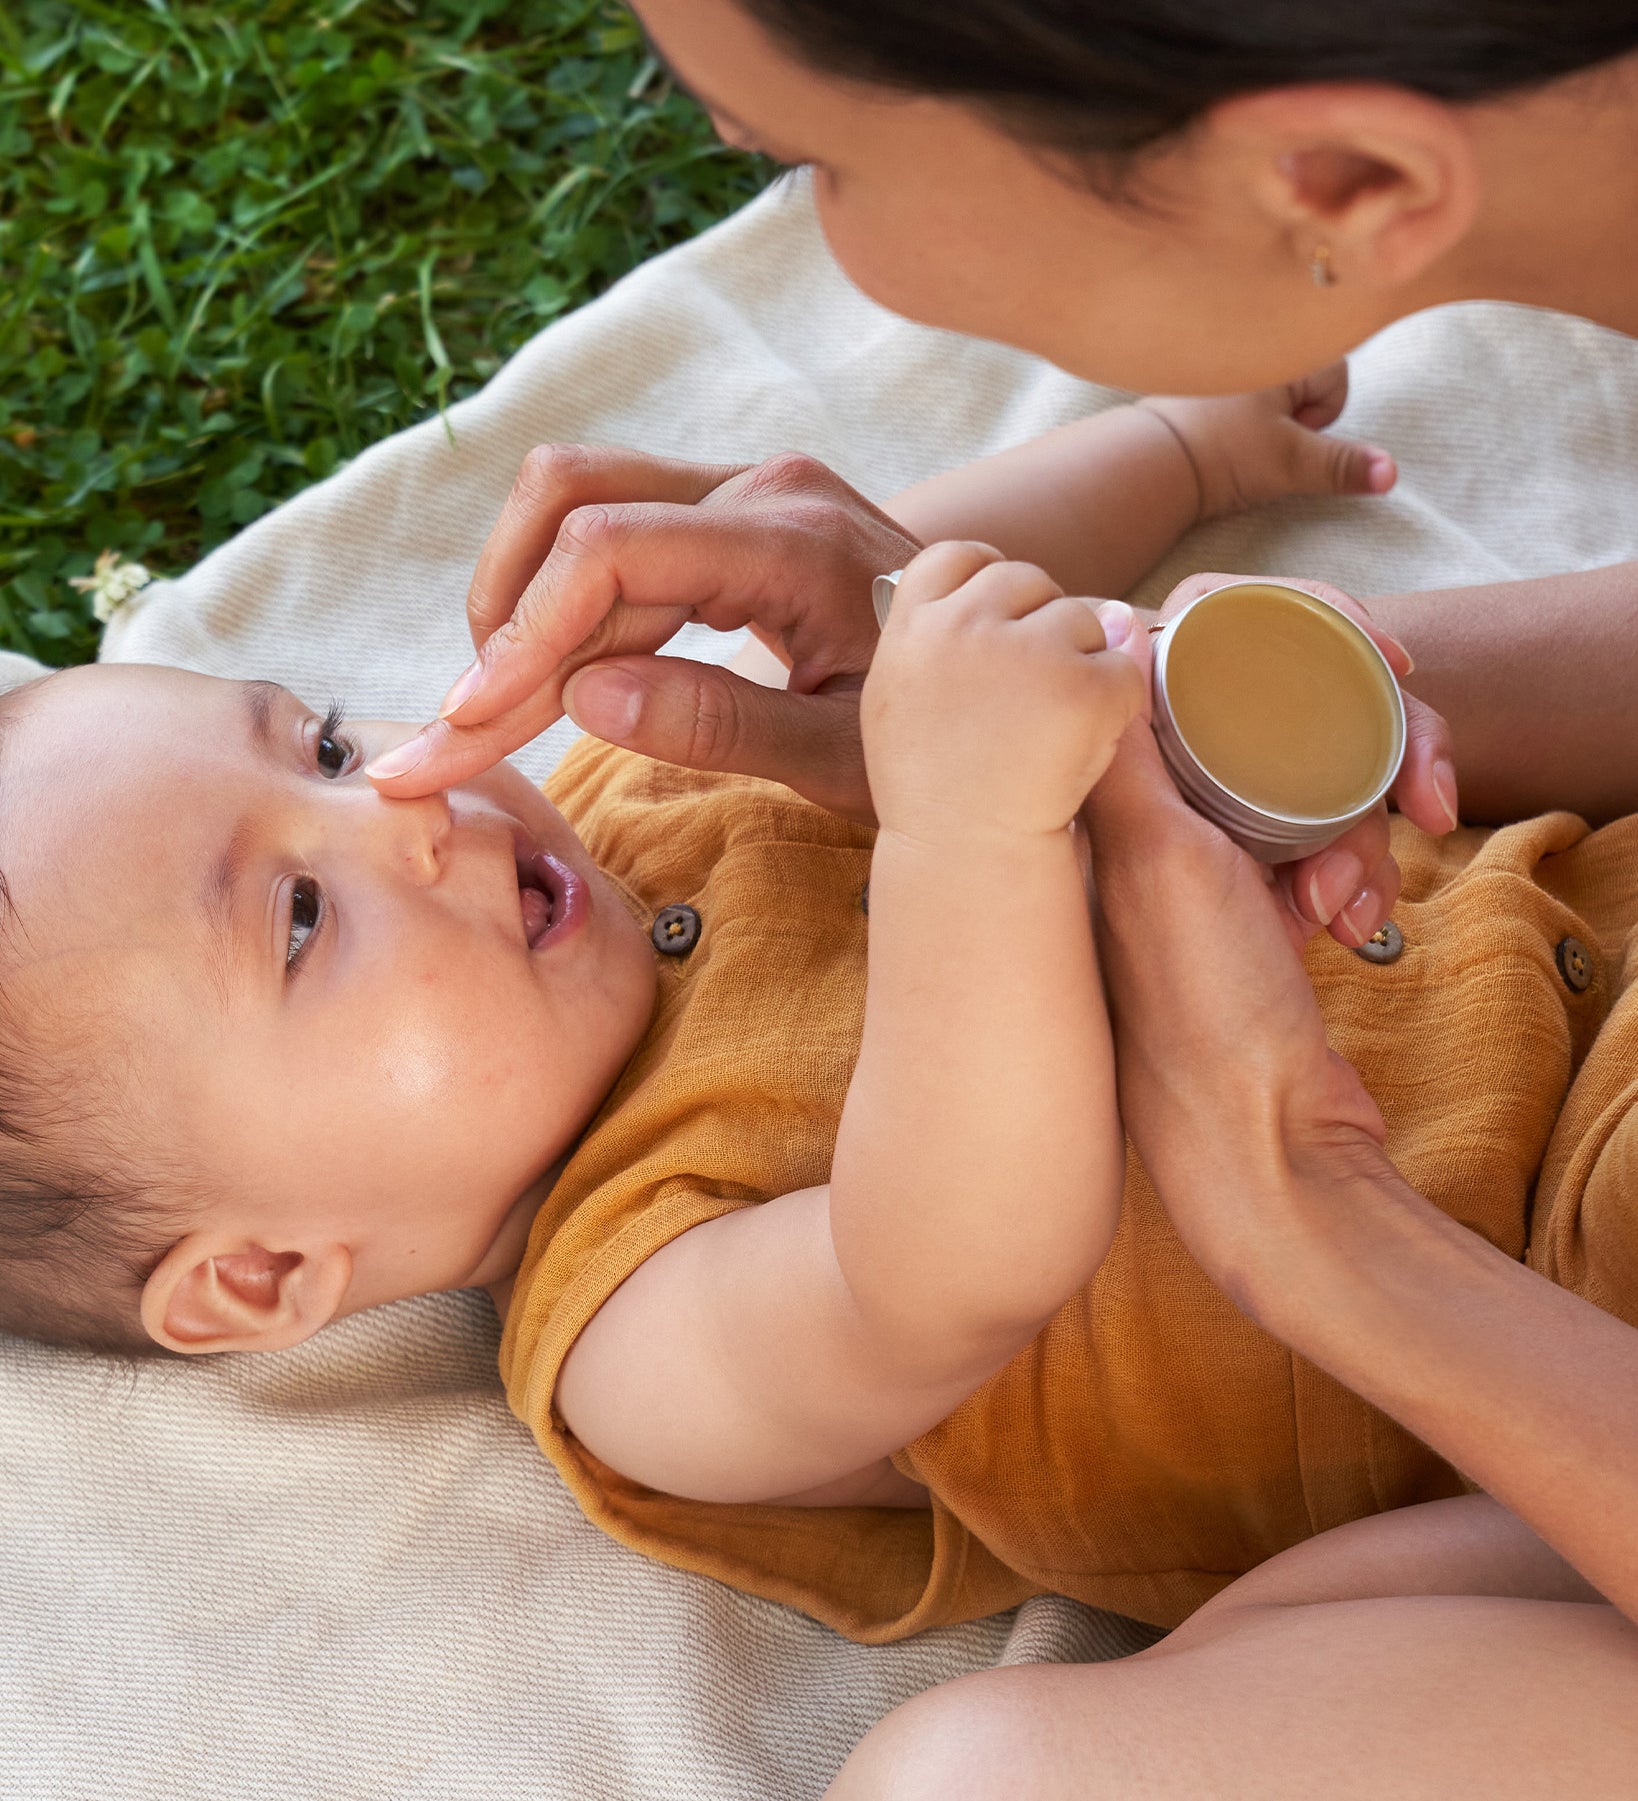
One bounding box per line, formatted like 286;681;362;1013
743;0;1638;164
0;679;190;1358
0;1046;193;1359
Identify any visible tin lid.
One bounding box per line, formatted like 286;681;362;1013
872;569;903;631
1152;581;1407;839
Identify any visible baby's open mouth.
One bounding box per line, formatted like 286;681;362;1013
513;836;588;951
516;849;566;949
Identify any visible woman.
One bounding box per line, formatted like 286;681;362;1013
371;3;1638;1791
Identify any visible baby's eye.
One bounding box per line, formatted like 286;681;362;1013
287;878;323;969
314;701;356;778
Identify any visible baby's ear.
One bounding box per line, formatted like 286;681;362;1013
140;1235;352;1355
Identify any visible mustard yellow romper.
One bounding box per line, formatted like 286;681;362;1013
499;737;1638;1641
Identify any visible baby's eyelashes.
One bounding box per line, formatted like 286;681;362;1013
313;701;357;778
286;877;325;971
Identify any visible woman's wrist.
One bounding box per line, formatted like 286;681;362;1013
1202;1126;1515;1377
1121;1084;1388;1332
1212;1134;1420;1337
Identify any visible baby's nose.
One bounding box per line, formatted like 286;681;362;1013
370;786;453;887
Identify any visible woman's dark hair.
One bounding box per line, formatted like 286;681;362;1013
743;0;1638;160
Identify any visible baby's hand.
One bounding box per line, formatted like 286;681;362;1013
1141;362;1396;521
862;542;1144;844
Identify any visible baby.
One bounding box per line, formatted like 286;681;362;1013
5;376;1633;1640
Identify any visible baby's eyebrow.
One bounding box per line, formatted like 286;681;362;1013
243;679;282;751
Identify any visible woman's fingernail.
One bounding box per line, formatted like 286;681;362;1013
365;733;431;781
1096;600;1135;649
1337;886;1383;948
1365;626;1415;678
1432;757;1459;832
1306;850;1365;926
563;666;643;741
439;660;484;721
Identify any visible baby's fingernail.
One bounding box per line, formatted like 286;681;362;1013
439;660;484;720
1307;850;1365;926
365;734;430;781
563;666;642;741
1096;600;1135;649
1367;451;1396;493
1432;757;1459;832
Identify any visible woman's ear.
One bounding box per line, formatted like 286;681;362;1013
1209;84;1483;291
140;1234;353;1355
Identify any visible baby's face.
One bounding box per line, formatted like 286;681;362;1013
1;664;656;1338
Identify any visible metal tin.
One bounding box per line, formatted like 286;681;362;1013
1151;581;1406;862
872;569;904;630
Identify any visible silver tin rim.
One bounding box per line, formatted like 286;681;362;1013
1151;581;1408;863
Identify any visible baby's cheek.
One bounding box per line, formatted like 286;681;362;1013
375;1013;457;1105
352;979;554;1194
372;963;512;1105
388;953;562;1121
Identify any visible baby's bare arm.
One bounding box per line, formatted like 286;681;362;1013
889;365;1391;601
555;547;1143;1503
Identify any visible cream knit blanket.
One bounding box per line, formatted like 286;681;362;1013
3;176;1636;1799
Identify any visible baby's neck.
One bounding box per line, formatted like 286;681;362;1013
481;1150;574;1321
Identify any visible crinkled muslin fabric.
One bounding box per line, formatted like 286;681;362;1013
506;745;1638;1644
3;174;1638;1798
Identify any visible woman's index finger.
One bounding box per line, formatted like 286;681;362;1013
465;446;745;649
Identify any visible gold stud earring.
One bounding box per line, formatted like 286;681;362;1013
1310;242;1337;289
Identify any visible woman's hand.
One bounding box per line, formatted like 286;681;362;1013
1152;571;1459;945
365;444;917;819
367;439;1454;948
1085;612;1390;1294
1089;619;1638;1623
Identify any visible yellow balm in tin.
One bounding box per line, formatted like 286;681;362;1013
1152;581;1406;861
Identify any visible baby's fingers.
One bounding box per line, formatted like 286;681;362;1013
891;540;1008;614
1062;599;1149;766
1028;593;1116;654
1285;359;1351;431
1085;630;1149;744
1282;420;1396;499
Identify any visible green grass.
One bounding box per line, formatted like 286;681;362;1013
0;0;769;665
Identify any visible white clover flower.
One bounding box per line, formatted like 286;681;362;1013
69;549;154;624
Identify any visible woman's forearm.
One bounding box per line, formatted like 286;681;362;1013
1367;562;1638;825
1241;1149;1638;1621
1091;608;1638;1622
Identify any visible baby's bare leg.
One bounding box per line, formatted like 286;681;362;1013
827;1498;1638;1800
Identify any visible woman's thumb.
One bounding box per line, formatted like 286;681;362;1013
564;657;874;822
